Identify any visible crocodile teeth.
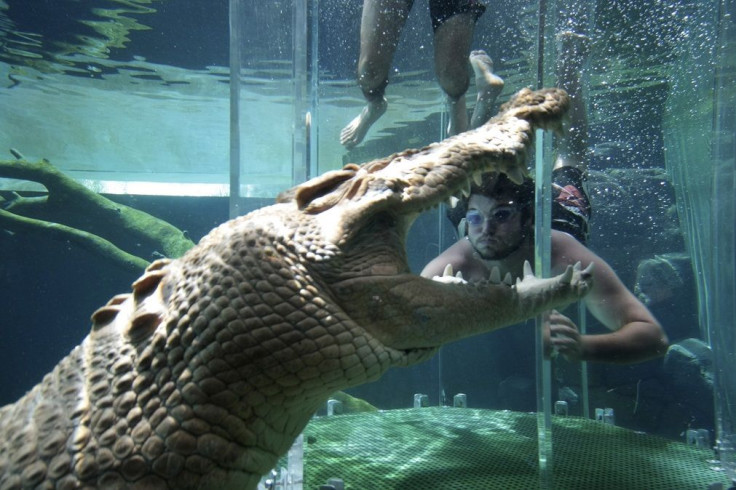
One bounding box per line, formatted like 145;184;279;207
443;263;454;277
507;166;525;185
560;263;575;284
447;195;460;208
460;180;471;198
523;260;534;278
431;263;468;285
472;171;483;186
504;272;513;286
560;261;592;284
489;266;501;284
445;265;464;280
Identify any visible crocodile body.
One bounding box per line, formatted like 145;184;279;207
0;88;592;489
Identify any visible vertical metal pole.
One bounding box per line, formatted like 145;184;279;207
292;0;309;185
534;0;554;488
308;0;319;178
578;301;590;418
287;3;311;486
536;0;547;90
534;127;553;490
712;0;736;482
228;0;242;219
437;204;451;407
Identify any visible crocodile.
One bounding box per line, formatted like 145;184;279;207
0;87;593;489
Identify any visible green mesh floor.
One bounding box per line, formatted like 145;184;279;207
301;408;728;489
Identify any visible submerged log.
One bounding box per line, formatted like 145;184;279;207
0;156;196;271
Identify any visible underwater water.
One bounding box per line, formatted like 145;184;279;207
1;0;733;487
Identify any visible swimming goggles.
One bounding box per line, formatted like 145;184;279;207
465;206;518;227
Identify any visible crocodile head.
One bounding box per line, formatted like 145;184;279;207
272;87;587;356
0;88;592;490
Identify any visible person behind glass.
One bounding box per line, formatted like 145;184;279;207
420;32;669;364
341;0;504;149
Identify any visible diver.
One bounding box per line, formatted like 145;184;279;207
422;171;668;363
421;32;669;364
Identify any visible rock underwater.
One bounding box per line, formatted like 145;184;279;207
0;88;593;490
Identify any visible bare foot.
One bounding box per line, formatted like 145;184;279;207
340;97;388;149
469;50;504;129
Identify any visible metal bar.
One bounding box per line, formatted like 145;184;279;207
228;0;242;218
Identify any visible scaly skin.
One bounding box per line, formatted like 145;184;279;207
0;88;592;489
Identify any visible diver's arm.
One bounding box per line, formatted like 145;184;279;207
550;233;669;364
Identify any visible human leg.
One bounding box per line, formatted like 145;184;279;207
433;11;475;136
468;49;504;129
340;0;413;149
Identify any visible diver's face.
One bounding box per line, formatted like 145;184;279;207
466;194;527;260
